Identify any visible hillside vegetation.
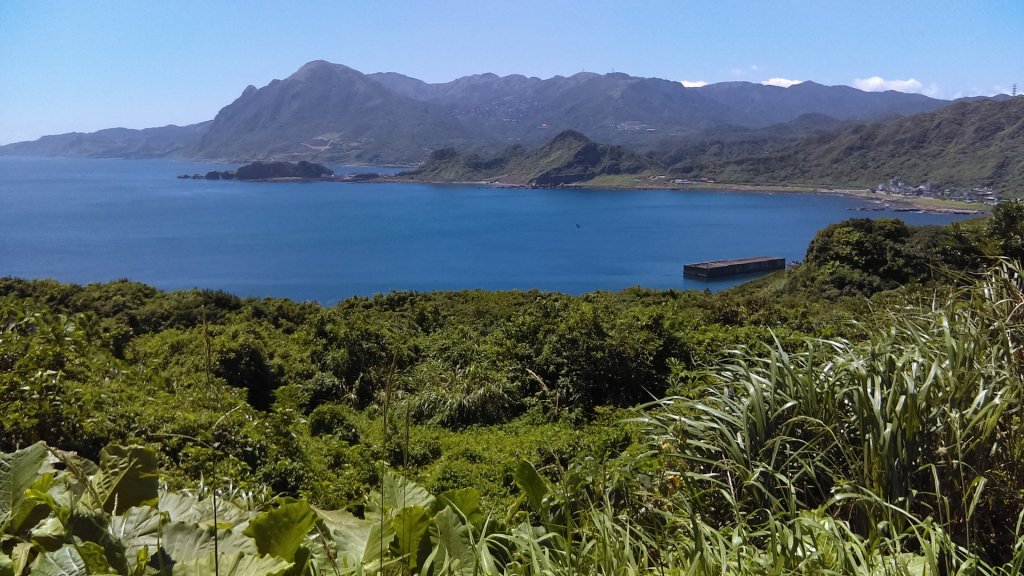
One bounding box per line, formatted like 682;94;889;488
404;130;654;186
671;96;1024;192
2;207;1024;573
402;95;1024;196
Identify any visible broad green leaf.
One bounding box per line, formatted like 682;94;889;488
8;473;57;536
477;538;500;576
29;544;87;576
386;472;434;510
432;507;477;576
74;541;111;574
159;492;252;530
170;551;291;576
157;521;257;563
30;517;66;551
45;482;76;527
243;499;315;562
315;508;395;566
287;546;312;576
11;543;33;576
0;551;13;576
108;506;161;571
0;442;47;529
82;446;159;515
65;510;130;573
513;459;549;513
391;505;431;570
436;488;484;528
364;472;434;518
365;519;396;566
304;527;338;574
156;492;202;522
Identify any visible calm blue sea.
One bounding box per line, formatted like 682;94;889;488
0;157;975;303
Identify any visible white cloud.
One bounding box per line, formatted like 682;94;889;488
761;77;802;88
749;64;760;71
680;80;708;88
852;76;924;93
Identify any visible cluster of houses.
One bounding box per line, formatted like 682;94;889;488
875;177;1002;205
631;175;717;184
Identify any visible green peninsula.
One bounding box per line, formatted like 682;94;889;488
401;129;653;186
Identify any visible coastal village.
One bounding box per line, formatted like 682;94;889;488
627;173;1005;207
874;176;1002;205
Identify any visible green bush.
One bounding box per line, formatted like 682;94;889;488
308;403;360;443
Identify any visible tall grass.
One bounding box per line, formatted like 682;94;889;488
637;261;1024;574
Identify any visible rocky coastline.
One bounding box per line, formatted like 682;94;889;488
178;160;334;181
180;161;984;216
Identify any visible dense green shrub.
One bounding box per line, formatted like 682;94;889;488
988;200;1024;259
2;211;1014;542
308;402;360;443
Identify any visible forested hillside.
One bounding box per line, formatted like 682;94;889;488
2;207;1024;574
404;130;653;185
669;96;1024;192
396;96;1024;196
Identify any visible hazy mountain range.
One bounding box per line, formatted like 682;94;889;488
403;96;1024;193
0;60;958;165
669;96;1024;191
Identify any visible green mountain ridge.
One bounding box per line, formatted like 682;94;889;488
671;96;1024;192
0;122;210;159
403;129;655;186
405;97;1024;196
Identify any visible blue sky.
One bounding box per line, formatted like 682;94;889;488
1;0;1021;144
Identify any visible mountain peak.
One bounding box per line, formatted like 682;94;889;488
296;59;334;71
789;80;826;89
289;60;360;81
549;129;591;145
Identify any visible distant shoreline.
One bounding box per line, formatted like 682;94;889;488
175;160;987;216
384;175;986;215
642;183;985;215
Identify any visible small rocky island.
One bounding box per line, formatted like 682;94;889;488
179;160;334;181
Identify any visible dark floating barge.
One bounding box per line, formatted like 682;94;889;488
684;256;786;279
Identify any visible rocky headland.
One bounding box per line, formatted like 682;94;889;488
179;160;334;181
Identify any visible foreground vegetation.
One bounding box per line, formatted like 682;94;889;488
3;205;1024;573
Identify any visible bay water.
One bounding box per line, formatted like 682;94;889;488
0;157;973;303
